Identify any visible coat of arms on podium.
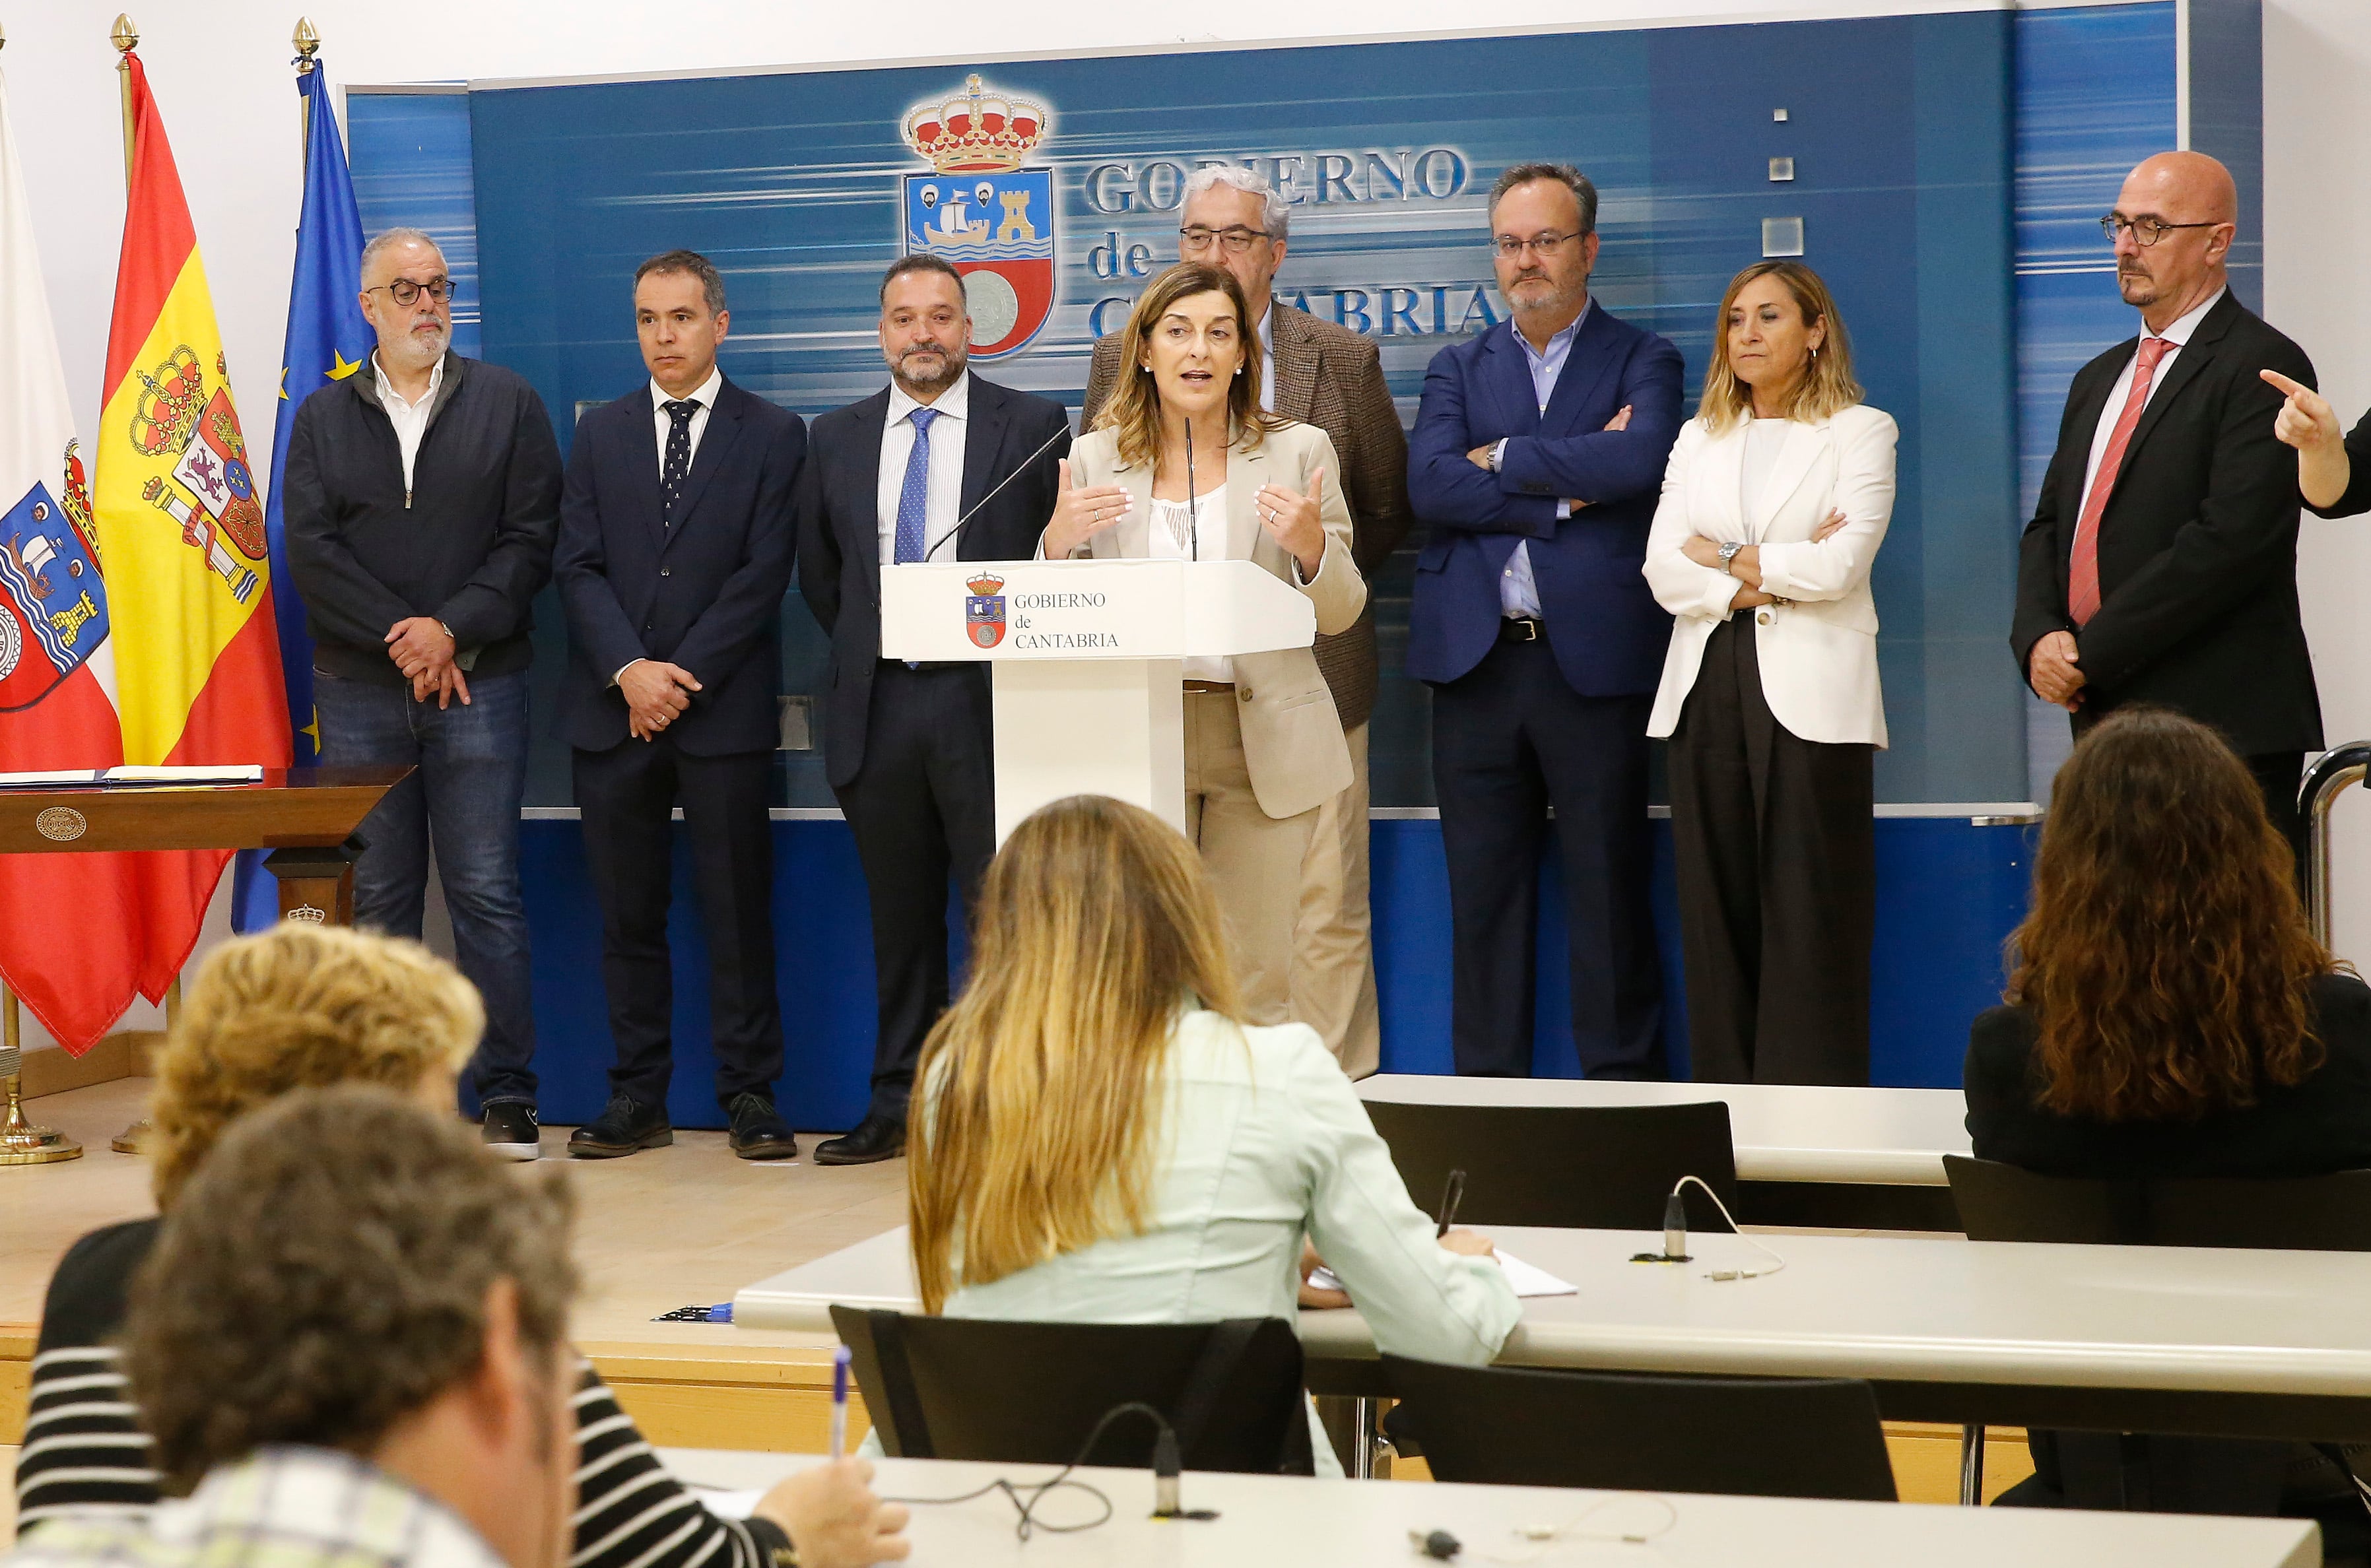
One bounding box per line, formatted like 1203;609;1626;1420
966;572;1008;649
900;75;1055;360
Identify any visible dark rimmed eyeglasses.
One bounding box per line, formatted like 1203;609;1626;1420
2098;213;2217;247
365;276;453;306
1491;231;1582;261
1180;224;1271;255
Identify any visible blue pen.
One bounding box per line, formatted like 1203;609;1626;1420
829;1346;852;1459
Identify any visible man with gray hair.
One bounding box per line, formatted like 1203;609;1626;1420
1081;164;1412;1078
1406;162;1683;1082
283;227;561;1158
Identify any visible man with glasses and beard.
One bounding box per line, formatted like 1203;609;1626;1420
795;255;1069;1163
284;227;561;1159
1406;163;1684;1083
2013;150;2321;868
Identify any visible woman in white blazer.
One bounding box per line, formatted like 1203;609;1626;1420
908;797;1518;1475
1642;261;1897;1085
1042;263;1365;1024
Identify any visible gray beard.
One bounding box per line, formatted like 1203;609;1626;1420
894;350;964;398
381;327;450;373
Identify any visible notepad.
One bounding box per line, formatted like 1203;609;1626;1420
0;764;265;789
1309;1249;1578;1300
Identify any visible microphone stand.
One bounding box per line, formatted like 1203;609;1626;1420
1184;416;1199;562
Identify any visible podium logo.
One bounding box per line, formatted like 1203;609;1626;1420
900;75;1055;360
965;572;1008;649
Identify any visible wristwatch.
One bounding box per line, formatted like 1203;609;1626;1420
1717;540;1745;575
1486;441;1503;473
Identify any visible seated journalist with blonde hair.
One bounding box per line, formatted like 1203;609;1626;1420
905;795;1521;1475
15;923;905;1568
1041;264;1365;1025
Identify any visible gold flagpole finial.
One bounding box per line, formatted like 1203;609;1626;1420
112;14;138;53
294;17;319;70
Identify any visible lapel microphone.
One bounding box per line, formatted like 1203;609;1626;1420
916;422;1069;565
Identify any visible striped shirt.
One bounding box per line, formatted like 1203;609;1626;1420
17;1220;779;1568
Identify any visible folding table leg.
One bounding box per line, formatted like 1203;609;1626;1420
1959;1423;1986;1505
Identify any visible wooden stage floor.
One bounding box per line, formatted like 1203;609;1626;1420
0;1076;2028;1507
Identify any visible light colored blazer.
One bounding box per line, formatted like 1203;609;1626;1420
1642;403;1898;746
1062;421;1366;819
937;1010;1523;1473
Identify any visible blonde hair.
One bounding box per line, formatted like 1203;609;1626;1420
1697;261;1863;435
149;924;483;1208
908;795;1242;1313
1091;262;1283;471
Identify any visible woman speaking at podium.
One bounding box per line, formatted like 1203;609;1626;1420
1040;263;1364;1024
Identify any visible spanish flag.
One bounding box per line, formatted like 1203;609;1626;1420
93;50;291;998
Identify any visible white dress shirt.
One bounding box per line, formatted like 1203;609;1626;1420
1741;418;1790;523
877;370;972;565
2077;286;2224;532
650;364;723;483
1147;482;1236;682
372;351;445;500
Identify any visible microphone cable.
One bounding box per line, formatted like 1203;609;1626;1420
879;1399;1218;1540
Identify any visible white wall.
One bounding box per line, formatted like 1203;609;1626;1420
5;0;2368;1042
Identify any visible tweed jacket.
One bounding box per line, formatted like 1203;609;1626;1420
1083;302;1411;730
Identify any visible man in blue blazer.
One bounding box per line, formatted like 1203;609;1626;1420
1407;163;1683;1080
554;249;807;1159
795;255;1069;1163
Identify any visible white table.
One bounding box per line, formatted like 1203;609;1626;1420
1356;1074;1972;1228
737;1223;2371;1442
657;1448;2320;1567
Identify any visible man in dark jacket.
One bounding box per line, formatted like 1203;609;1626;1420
2011;151;2321;864
283;227;560;1159
795;255;1067;1163
554;250;807;1161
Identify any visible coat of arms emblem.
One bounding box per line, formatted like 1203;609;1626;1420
965;572;1008;649
901;75;1055;360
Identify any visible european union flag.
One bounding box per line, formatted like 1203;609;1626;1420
232;58;374;933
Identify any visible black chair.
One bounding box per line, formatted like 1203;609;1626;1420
1362;1099;1739;1233
1382;1355;1896;1501
1944;1157;2371;1251
1945;1156;2371;1534
830;1307;1314;1474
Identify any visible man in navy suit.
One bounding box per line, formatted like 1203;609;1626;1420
796;255;1069;1163
554;249;807;1160
1407;162;1683;1080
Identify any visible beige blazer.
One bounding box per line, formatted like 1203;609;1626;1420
1061;420;1366;819
1642;403;1898;746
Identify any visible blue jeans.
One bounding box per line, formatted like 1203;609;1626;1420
314;669;537;1105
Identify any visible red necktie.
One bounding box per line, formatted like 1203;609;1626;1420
2067;336;2173;626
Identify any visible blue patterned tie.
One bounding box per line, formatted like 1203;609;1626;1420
894;407;939;564
661;399;698;527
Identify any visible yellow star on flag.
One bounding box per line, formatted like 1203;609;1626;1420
327;349;364;381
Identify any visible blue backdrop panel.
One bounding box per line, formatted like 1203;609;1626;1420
459;10;2022;808
524;814;2028;1129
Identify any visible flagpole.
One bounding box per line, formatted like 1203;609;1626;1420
294;18;318;153
112;15;137;187
104;12;153;1159
0;987;85;1165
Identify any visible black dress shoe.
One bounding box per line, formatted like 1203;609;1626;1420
727;1092;798;1161
568;1093;673;1158
814;1112;905;1166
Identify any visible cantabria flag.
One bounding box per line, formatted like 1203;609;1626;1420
93;50;292;1001
0;63;146;1051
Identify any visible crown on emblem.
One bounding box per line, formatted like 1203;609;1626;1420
130;345;205;459
903;75;1048;174
283;905;330;925
967;571;1006;597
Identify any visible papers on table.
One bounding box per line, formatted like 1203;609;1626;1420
0;764;265;789
1309;1249;1578;1301
690;1488;764;1519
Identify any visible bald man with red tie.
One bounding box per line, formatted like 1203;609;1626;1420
2011;151;2321;863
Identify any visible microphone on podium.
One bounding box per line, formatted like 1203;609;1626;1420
916;424;1071;564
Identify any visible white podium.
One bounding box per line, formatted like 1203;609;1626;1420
880;558;1316;843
